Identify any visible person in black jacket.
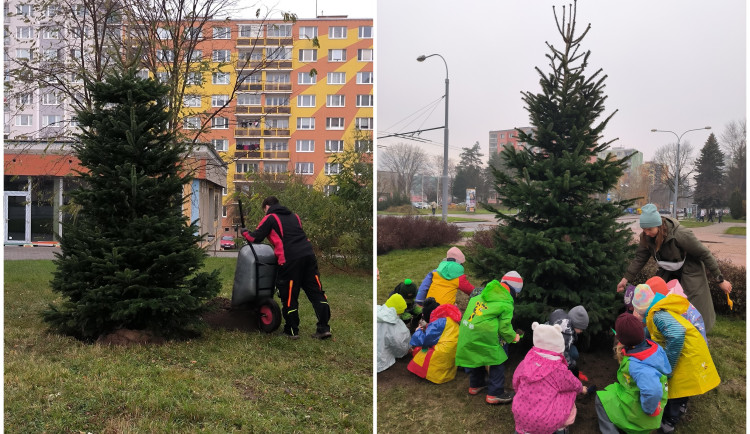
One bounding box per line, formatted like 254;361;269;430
241;196;331;340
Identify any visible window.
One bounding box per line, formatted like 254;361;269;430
184;27;201;40
156;50;174;62
183;95;201;107
296;140;315;152
264;162;287;174
326;140;344;153
326;95;345;107
69;25;90;38
184;116;200;129
186;72;202;85
212;94;229;107
328;26;347;39
265;118;288;129
359;26;373;39
295;162;315;174
157;27;171;39
239;72;261;84
73;4;85;16
357;49;373;62
266;72;290;83
16;93;32;105
237;118;260;128
267;24;291;37
299;26;317;39
326;117;345;130
222;187;227;196
324;185;339;196
266;95;289;106
237;93;261;105
70;48;82;60
500;133;504;139
238;50;262;61
327;72;346;84
239;24;263;38
15;48;31;60
135;69;149;80
211;139;228;151
297;95;315;107
299;49;317;62
41;48;60;60
213;72;230;84
328;49;346;62
236;162;259;173
41;92;61;105
42;114;62;127
356;117;373;130
325;163;341;175
266;46;291;60
212;117;229;129
44;5;59;17
357;94;373;107
298;71;317;85
265;140;288;151
213;27;230;39
212;49;231;62
355;140;372;153
17;26;33;39
297;117;315;130
16;4;32;16
16;114;33;126
357;71;373;84
43;27;60;39
185;50;202;62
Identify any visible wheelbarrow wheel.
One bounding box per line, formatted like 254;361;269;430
257;298;281;333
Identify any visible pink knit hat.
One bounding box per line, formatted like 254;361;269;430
632;284;655;315
446;247;465;264
666;279;686;298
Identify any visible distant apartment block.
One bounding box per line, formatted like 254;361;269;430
489;127;535;157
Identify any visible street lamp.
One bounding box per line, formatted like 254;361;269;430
650;126;711;218
417;53;449;222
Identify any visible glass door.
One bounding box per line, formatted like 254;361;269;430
4;192;31;243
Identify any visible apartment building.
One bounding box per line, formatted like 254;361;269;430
3;4;373;242
488;127;535;156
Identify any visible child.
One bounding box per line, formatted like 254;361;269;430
415;247;474;306
389;278;421;324
546;305;589;378
376;294;411;373
407;304;462;384
632;284;720;433
455;274;521;404
595;313;672;434
648;276;707;343
512;322;585;434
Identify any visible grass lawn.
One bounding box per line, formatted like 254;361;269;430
726;226;746;236
5;258;373;433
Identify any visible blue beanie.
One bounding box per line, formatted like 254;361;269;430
640;204;662;228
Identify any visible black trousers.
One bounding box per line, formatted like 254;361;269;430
276;254;330;335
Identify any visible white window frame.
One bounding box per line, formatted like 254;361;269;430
267;23;292;37
266;95;289;107
186;72;202;85
299;49;317;62
296;117;315;130
156;27;171;39
358;26;373;39
212;94;229;107
297;95;316;108
326;94;345;107
298;71;317;85
296;140;315;152
325;163;341;175
213;27;231;39
356;94;373;107
42;114;62;127
43;27;60;39
185;50;202;62
355;140;372;153
295;162;315;175
183;95;201;107
212;117;229;129
326;117;345;130
239;24;264;38
156;50;174;62
264;162;287;174
212;49;231;62
356;71;373;84
328;26;347;39
15;48;31;60
236;93;261;106
16;114;33;126
41;92;61;105
265;118;289;129
327;72;346;85
184;27;201;40
16;4;32;16
184;116;200;129
356;117;373;130
266;46;292;60
299;26;317;39
211;139;228;151
16;26;33;39
266;72;290;83
265;140;288;151
16;93;33;105
357;49;373;62
212;72;230;85
328;49;346;62
325;140;344;153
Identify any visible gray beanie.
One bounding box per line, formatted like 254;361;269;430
639;204;663;228
568;305;589;330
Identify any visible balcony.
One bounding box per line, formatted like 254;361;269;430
234;128;290;138
235;106;263;114
234;150;290;160
236;82;291;92
237;37;293;47
263;106;290;115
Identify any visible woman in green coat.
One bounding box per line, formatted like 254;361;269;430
616;204;732;333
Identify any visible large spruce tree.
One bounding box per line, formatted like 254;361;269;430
693;133;726;209
467;2;635;335
44;66;220;340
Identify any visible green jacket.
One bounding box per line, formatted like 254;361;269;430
455;280;516;368
624;217;722;332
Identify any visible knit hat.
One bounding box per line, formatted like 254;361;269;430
615;312;645;347
646;276;669;296
392;279;418;303
568;305;589;330
385;293;407;315
666;279;686;297
639;203;663;228
421;297;440;323
446;247;465;264
632;283;655;315
501;271;523;294
532;322;565;354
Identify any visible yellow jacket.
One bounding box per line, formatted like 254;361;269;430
646;294;720;398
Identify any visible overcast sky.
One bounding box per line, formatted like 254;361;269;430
376;0;746;164
234;0;373;19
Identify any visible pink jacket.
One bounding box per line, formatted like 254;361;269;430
512;347;582;434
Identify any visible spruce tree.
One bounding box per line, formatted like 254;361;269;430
693;133;726;209
43;65;220;340
467;2;635;335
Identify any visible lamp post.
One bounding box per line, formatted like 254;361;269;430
650;126;711;218
417;53;449;222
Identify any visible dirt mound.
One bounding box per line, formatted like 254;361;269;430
95;329;166;346
200;297;260;332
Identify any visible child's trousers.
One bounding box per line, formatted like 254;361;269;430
468;364;506;396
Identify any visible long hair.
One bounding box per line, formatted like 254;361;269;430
640;218;668;252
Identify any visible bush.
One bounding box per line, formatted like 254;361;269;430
377;193;411;211
729;190;745;219
377;216;461;254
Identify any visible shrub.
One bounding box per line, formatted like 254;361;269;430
729;190;745;219
377;193;411;211
377;216;461;254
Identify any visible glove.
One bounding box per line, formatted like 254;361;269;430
649;401;662;417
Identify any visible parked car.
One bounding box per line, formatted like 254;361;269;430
220;235;237;250
411;201;430;209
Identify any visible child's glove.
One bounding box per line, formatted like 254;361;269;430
649;402;662;417
412;305;423;315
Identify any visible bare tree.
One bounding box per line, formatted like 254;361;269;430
652;141;696;201
378;142;428;198
719;119;746;194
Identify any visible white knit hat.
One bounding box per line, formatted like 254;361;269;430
501;271;523;293
532;321;565;354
